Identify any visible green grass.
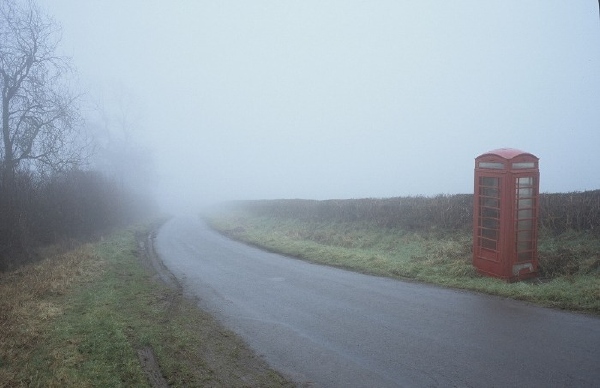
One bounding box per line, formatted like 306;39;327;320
28;231;151;386
1;222;292;387
208;212;600;315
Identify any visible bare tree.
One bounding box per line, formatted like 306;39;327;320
0;0;82;188
0;0;85;260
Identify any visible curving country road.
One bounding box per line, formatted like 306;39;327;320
155;216;600;387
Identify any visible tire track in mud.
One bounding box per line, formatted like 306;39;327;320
135;229;179;388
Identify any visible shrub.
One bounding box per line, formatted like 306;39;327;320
231;190;600;236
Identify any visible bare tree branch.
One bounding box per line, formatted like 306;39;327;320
1;0;83;182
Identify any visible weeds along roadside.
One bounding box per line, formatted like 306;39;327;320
207;212;600;315
0;222;292;388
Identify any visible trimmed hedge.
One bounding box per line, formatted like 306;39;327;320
230;190;600;235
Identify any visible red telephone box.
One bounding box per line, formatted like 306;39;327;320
473;148;539;281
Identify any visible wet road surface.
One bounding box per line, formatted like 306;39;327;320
155;217;600;387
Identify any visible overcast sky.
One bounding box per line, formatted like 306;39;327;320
38;1;600;210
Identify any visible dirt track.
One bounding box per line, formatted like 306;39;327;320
136;231;176;388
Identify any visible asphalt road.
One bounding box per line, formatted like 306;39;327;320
155;216;600;387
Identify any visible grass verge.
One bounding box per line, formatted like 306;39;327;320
208;212;600;315
0;221;292;387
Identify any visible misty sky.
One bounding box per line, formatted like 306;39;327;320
38;1;600;210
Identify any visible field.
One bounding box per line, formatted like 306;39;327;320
0;221;292;387
208;191;600;314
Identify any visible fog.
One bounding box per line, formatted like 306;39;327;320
39;1;600;212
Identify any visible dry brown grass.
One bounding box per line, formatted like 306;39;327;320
0;245;106;386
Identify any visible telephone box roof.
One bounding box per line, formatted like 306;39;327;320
476;148;538;161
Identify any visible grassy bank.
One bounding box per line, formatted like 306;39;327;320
0;222;292;387
209;212;600;315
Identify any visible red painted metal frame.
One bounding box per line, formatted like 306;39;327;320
473;148;540;282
